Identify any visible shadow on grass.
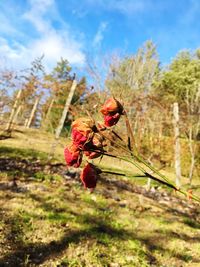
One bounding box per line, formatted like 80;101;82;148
100;173;200;220
0;210;143;266
163;229;200;243
0;146;48;161
2;205;199;266
137;234;200;264
0;189;159;266
0;134;11;140
1;186;200;266
0;146;65;181
1;153;200;265
182;217;200;229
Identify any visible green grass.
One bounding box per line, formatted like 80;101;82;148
1;175;200;266
1;127;200;266
0;146;49;161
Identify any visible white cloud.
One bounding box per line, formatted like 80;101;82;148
0;38;26;60
0;14;18;35
111;0;148;14
0;0;85;70
0;32;85;71
93;22;108;48
68;0;150;20
31;32;85;68
24;0;86;67
82;0;151;15
23;0;55;33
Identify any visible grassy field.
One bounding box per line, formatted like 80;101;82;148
0;128;200;266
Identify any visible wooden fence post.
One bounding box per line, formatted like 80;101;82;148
173;102;181;188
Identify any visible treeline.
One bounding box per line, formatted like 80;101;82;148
0;41;199;184
0;58;88;133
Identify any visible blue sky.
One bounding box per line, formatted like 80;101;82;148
0;0;200;72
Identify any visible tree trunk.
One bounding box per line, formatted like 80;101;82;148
55;79;77;139
148;117;154;150
13;105;22;125
5;89;22;131
173;102;181;188
26;96;40;128
158;123;163;150
24;119;28;128
48;79;77;159
188;128;195;184
41;97;55;129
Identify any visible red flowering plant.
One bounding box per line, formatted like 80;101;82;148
64;144;82;168
100;97;124;127
80;163;101;190
64;97;200;202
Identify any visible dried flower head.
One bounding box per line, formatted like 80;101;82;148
83;133;104;159
100;98;123;127
71;128;89;147
100;97;123;116
72;117;96;132
64;144;82;168
104;113;120;127
71;117;97;147
80;163;100;189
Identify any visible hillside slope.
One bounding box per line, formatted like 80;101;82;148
0;129;200;266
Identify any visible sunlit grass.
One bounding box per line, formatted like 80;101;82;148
1;127;200;266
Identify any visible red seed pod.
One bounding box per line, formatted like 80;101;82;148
100;97;123;116
64;144;82;168
84;150;101;159
83;133;104;159
72;117;96;133
80;163;99;189
71;117;97;147
104;113;121;127
71;128;89;148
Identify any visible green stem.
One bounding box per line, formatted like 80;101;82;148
96;124;200;203
124;110;137;153
101;170;126;176
95;149;200;203
99;122;174;186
